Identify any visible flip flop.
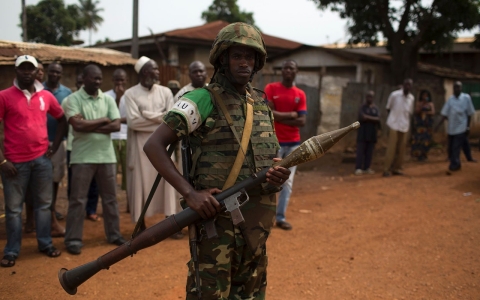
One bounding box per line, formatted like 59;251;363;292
86;214;101;222
1;255;16;267
40;246;61;258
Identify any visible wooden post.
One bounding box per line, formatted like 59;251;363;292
131;0;139;58
22;0;27;42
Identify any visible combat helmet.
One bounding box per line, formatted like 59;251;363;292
209;22;267;72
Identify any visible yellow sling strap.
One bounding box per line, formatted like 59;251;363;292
223;92;254;189
205;86;254;190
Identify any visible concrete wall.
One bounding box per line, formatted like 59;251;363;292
271;48;354;68
319;76;350;134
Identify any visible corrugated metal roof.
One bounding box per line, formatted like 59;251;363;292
162;20;302;50
98;21;303;51
0;40;137;66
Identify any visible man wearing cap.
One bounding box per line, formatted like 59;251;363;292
0;55;67;267
124;57;181;238
25;62;71;236
174;61;208;101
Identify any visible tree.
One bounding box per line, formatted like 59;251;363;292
95;37;112;45
78;0;104;46
310;0;480;84
21;0;86;46
201;0;256;26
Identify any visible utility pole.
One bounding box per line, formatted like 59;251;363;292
22;0;27;42
131;0;139;58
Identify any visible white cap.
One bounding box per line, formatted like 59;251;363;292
15;55;38;68
134;56;151;74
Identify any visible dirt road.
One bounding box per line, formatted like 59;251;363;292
1;149;479;299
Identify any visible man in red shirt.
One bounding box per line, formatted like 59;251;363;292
0;55;67;267
264;60;307;230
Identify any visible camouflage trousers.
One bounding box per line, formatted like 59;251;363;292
185;198;274;300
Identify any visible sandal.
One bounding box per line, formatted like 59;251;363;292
40;246;61;258
1;255;16;267
86;214;101;222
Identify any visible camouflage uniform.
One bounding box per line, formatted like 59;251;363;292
162;23;280;299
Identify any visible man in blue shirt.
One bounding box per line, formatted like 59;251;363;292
436;81;476;174
43;62;71;236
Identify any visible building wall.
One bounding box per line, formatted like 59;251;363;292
194;48;211;66
271;48;354;68
420;52;480;74
320;76;350;134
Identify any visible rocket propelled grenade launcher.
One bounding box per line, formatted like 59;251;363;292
58;122;360;295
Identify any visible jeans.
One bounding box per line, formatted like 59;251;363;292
2;155;54;257
276;145;299;223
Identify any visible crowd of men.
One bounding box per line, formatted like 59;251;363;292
0;53;213;266
0;21;476;299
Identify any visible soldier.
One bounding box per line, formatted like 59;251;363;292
144;23;291;299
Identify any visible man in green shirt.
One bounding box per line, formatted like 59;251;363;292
63;65;126;255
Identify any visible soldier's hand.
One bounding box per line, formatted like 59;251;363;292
266;158;291;186
1;161;17;178
185;188;222;219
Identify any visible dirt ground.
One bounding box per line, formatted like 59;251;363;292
0;143;479;300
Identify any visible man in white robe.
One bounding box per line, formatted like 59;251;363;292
124;56;182;238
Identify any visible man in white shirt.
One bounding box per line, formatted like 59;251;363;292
174;61;207;101
383;78;414;177
104;69;128;201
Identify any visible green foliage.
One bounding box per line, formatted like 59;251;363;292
21;0;86;46
310;0;480;82
201;0;256;26
310;0;480;49
95;37;112;45
78;0;104;46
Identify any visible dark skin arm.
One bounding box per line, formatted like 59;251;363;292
46;115;68;158
144;123;291;219
466;116;471;136
0;115;67;177
68;115;111;132
0;148;17;178
267;101;306;127
434;116;447;132
415;101;435;115
94;119;121;134
361;114;380;122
